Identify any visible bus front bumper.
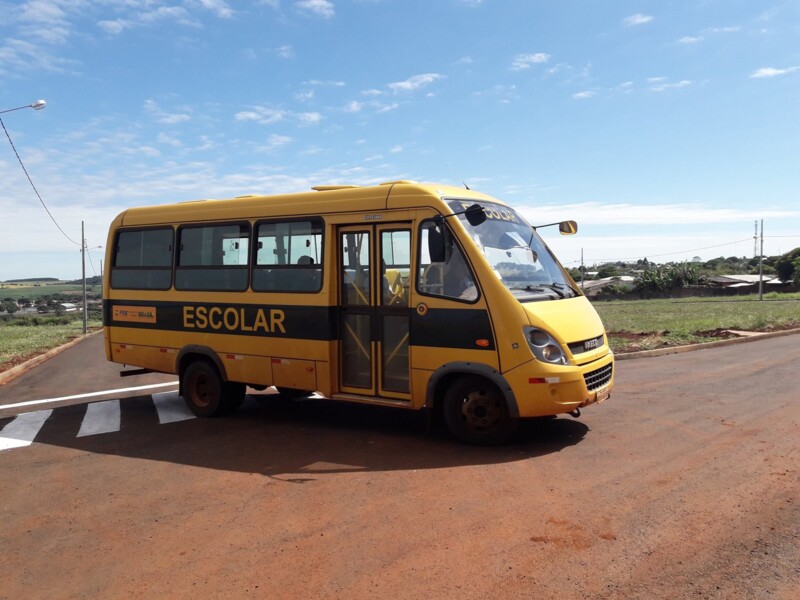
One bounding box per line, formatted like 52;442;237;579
505;353;614;418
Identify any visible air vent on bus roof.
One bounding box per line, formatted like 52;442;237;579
312;185;361;191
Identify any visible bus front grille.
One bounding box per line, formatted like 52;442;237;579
584;363;613;391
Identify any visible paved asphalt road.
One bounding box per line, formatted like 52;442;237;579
0;333;798;599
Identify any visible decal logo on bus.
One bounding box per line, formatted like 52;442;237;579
113;306;157;324
455;201;519;223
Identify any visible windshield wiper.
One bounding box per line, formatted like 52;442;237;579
541;283;572;298
509;285;560;297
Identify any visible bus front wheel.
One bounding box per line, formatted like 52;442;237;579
182;360;245;417
443;376;518;445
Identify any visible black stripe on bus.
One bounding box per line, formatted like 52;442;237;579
410;308;495;351
105;299;336;341
105;300;495;351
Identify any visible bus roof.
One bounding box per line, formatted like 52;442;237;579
114;180;504;227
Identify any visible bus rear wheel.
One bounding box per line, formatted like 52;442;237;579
443;376;518;445
182;360;245;417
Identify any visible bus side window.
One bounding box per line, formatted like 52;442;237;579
417;220;478;302
175;223;250;291
253;219;323;293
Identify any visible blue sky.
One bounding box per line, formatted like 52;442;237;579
1;0;799;280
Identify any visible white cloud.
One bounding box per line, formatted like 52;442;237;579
144;100;191;124
750;66;799;78
295;0;335;19
297;112;323;126
390;145;403;153
273;44;294;59
388;73;444;93
235;105;323;126
510;53;550;71
705;26;741;34
649;80;691;92
344;100;363;113
197;0;234;19
572;91;596;99
306;79;346;87
139;6;198;28
195;135;215;151
98;19;130;34
623;14;653;26
473;84;519;104
235;107;287;124
677;36;703;45
374;102;399;113
158;133;182;147
258;134;293;152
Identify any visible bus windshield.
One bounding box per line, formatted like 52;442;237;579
448;199;577;302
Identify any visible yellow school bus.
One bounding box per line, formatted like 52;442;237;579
103;181;613;444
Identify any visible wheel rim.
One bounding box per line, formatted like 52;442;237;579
460;388;504;433
189;372;212;408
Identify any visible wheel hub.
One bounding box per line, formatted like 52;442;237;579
461;390;501;431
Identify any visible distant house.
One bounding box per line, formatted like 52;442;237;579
580;276;636;297
59;303;81;313
708;275;781;288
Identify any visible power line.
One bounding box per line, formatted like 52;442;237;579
0;116;80;246
569;237;754;265
85;245;100;277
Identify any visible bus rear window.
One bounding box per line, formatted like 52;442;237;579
111;227;173;290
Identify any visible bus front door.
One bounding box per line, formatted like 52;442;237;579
338;225;411;401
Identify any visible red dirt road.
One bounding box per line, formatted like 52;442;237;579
1;335;798;599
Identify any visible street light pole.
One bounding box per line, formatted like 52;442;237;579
82;221;88;334
759;220;764;302
0;100;46;115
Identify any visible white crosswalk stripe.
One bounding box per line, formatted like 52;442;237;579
77;400;121;437
0;392;201;452
152;391;196;424
0;410;53;451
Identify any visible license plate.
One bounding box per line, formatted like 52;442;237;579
595;387;610;403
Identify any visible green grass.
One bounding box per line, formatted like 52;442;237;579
0;318;102;370
0;283;101;300
595;294;800;353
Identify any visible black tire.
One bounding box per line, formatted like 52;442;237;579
442;376;518;445
182;360;244;417
220;382;246;415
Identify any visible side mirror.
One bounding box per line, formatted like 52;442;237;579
428;225;446;263
559;221;578;235
464;204;487;226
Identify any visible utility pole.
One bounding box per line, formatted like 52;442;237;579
580;248;585;290
758;219;764;301
754;220;758;259
82;220;87;334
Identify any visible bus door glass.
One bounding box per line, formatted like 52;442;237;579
338;225;411;398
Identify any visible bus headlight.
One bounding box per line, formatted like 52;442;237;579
524;327;568;365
